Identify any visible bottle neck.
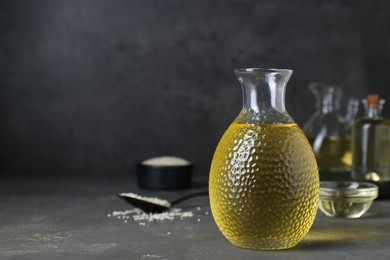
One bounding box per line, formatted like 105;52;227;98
241;73;286;112
310;84;342;115
319;92;340;114
234;68;294;124
365;107;383;118
363;99;385;118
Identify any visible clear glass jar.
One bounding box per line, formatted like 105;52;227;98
209;68;319;250
303;83;357;174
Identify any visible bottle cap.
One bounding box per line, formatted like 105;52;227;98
366;94;380;108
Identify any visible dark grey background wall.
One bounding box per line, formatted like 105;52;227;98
1;0;390;178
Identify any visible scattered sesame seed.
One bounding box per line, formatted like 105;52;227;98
108;207;195;224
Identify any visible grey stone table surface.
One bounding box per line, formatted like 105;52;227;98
1;175;390;260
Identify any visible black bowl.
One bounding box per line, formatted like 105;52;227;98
136;162;193;190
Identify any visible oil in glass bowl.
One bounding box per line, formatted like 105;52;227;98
319;181;378;218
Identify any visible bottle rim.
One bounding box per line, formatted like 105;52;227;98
234;68;293;74
319;181;378;198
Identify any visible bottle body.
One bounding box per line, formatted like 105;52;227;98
351;94;390;198
209;68;319;250
352;118;390;182
209;122;318;250
307;135;352;173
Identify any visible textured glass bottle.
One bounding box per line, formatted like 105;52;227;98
209;68;319;250
352;95;390;183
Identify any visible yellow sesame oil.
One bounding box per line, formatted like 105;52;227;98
209;123;319;250
308;136;352;172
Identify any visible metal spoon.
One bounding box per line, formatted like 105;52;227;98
117;191;208;213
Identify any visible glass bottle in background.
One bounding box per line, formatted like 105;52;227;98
303;83;358;176
352;94;390;198
209;68;319;250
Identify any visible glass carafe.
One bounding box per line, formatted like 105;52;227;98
303;83;357;174
209;68;319;250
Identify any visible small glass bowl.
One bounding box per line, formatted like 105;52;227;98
319;181;378;218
